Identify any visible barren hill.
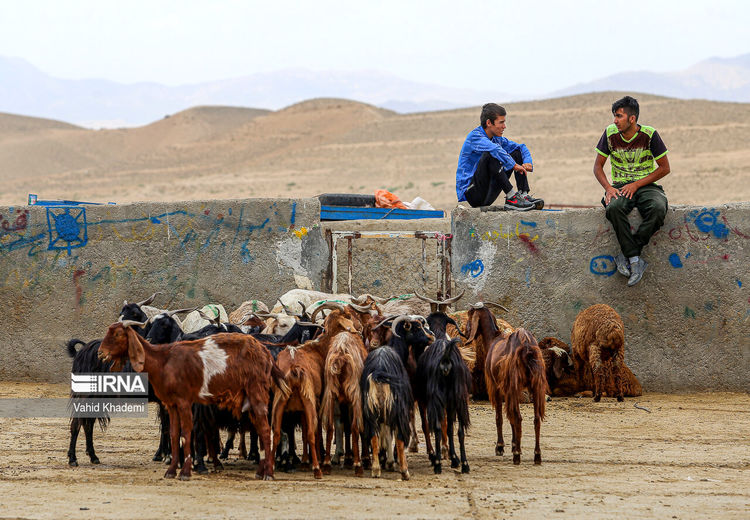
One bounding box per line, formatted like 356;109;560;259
1;93;749;208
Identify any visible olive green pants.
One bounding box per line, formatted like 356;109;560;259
602;184;668;258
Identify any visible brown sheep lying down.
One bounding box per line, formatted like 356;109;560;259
538;334;642;399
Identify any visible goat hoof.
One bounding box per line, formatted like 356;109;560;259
299;462;311;471
89;456;100;464
434;463;442;474
195;465;208;475
362;457;371;470
428;453;436;465
164;455;172;465
386;461;395;472
68;460;78;467
152;453;164;462
513;454;521;465
534;454;542;465
371;468;381;478
164;470;176;479
495;445;504;456
248;451;260;463
355;464;363;477
213;462;224;472
313;467;323;479
262;474;274;481
617;395;624;402
322;463;332;475
401;470;410;481
343;455;354;469
451;456;460;469
593;394;601;402
178;473;191;481
461;463;470;474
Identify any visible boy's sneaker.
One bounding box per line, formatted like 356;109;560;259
503;193;535;211
614;253;630;277
627;258;648;286
522;193;545;210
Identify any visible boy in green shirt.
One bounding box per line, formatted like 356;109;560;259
593;96;671;286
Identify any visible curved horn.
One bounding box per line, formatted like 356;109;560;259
136;292;160;307
372;314;398;330
276;298;304;318
295;321;325;328
349;303;375;313
121;319;147;328
297;301;308;318
254;312;283;319
484;301;509;313
311;302;345;323
198;310;221;325
390;315;411;338
445;316;469;338
371;295;392;303
439;289;465;306
414;291;441;305
165;307;198;318
350;295;368;305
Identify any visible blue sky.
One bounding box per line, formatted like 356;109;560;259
1;0;749;96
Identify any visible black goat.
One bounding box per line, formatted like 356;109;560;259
360;345;413;480
66;339;110;466
415;337;472;474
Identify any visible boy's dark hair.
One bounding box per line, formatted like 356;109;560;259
480;103;506;128
612;96;639;122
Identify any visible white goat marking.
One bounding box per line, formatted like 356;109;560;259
198;338;229;398
288;345;301;360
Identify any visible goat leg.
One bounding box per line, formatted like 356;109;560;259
396;438;410;481
433;427;442;474
220;429;235;460
419;402;435;464
458;421;470;473
352;421;363;477
82;419;99;464
494;397;504;456
511;408;522;466
67;417;81;467
164;405;180;478
370;435;381;478
534;404;542;465
441;415;450;461
177;404;193;480
447;410;459;469
248;403;274;481
322;417;334;475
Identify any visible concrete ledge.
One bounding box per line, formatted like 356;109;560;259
451;202;750;392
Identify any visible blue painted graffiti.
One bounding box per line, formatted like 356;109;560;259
738;279;743;288
590;255;616;277
669;253;683;268
519;220;537;228
687;208;729;239
46;207;87;255
461;259;485;278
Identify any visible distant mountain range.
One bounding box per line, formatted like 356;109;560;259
552;54;750;102
1;53;749;128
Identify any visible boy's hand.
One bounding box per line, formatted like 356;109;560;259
521;163;533;172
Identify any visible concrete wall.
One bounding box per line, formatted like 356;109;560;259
451;203;750;392
2;197;749;390
0;198;327;382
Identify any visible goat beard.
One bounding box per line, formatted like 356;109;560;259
110;357;124;372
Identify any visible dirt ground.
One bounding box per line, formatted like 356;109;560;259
0;383;748;519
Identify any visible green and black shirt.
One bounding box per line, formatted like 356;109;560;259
596;124;668;186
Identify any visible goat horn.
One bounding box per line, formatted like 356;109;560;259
136;292;160;307
165;307;198;318
311;302;345;323
254;312;283;319
350;295;368;305
297;301;308;318
439;289;465;305
120;319;147;328
372;314;398;330
484;301;510;313
414;291;441;305
390;315;411;338
348;303;374;313
470;302;486;309
198;310;221;325
371;295;392;303
295;321;325;328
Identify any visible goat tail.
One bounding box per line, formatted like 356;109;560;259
271;362;291;398
525;345;547;421
66;339;85;358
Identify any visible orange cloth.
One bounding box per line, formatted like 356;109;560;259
374;189;408;209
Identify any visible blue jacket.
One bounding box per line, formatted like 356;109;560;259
455;126;532;201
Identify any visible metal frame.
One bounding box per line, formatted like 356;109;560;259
324;230;452;298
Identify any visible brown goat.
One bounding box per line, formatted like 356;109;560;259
98;322;287;480
538;336;642;398
484;327;547;465
319;331;368;476
463;302;514;399
271;308;359;479
570;304;627;402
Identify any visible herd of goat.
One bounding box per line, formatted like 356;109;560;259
67;289;642;481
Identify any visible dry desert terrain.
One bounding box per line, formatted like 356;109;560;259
2;92;750;209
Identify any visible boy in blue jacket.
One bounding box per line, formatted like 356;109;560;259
455;103;543;211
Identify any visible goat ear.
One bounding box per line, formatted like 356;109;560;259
553;358;565;380
126;327;146;372
465;314;479;344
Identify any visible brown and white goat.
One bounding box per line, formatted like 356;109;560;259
319;331;368;476
570;304;627;402
270;308;359;479
98;322;288;480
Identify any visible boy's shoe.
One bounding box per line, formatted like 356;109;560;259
614;253;631;277
522;193;545;210
627;258;648;286
503;194;535;211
